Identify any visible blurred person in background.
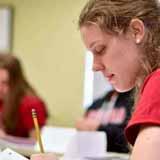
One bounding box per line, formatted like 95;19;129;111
0;53;48;139
76;89;134;153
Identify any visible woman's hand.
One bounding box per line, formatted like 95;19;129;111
0;129;6;138
75;117;100;131
31;153;58;160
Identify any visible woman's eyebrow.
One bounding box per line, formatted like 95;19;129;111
89;40;102;50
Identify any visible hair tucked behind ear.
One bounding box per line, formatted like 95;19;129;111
79;0;160;92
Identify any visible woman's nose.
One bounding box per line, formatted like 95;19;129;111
92;62;104;71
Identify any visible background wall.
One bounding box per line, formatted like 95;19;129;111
0;0;86;126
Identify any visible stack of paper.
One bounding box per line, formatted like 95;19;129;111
64;131;107;158
35;126;107;158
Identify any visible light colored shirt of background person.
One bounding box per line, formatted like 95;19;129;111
0;53;48;139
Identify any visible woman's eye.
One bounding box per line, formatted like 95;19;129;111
95;46;105;54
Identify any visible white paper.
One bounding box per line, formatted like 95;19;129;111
34;126;76;154
35;127;107;159
64;131;107;159
0;148;28;160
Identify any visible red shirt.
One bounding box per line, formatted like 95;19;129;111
0;95;48;137
125;69;160;145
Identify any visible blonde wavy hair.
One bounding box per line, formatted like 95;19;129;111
79;0;160;92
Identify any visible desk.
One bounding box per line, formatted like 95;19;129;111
0;127;130;160
60;152;130;160
0;136;129;160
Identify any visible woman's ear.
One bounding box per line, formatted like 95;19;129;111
129;18;145;44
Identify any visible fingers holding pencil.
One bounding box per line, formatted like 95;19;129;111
31;109;58;160
31;153;58;160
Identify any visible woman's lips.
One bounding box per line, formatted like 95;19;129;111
105;74;114;82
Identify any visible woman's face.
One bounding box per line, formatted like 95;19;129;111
0;68;9;100
80;24;142;92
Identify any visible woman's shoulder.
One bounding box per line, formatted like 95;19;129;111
19;95;47;116
20;95;45;107
141;68;160;94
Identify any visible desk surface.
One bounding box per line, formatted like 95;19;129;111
0;127;130;160
60;152;130;160
0;136;130;159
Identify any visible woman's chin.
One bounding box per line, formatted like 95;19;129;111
113;85;134;93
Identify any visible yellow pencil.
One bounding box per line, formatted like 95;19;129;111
32;108;44;153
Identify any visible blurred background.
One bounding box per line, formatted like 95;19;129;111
0;0;111;127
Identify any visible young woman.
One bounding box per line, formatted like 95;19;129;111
0;54;48;138
31;0;160;159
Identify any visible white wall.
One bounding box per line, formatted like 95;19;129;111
83;51;112;108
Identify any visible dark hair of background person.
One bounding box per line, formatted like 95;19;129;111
0;53;44;132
